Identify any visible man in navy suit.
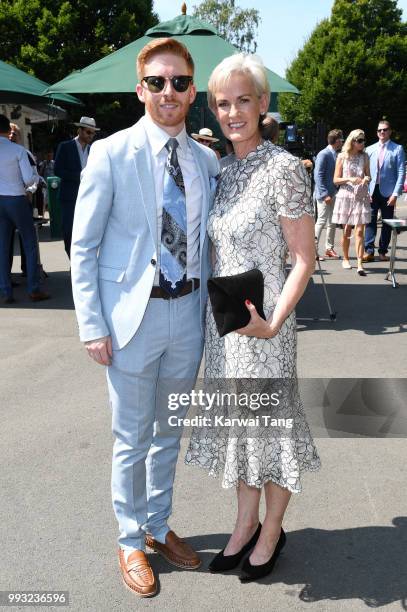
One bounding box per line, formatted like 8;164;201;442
314;129;343;260
54;116;99;258
363;120;405;262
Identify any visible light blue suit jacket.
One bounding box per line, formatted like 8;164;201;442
366;140;405;197
313;146;337;200
71;118;219;350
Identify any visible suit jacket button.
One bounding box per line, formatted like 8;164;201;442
151;258;156;266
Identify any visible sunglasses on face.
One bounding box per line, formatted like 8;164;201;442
377;128;389;133
141;75;193;93
355;138;365;144
81;128;95;136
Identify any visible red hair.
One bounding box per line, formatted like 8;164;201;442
137;38;194;80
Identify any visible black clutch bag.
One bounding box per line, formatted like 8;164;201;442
207;269;266;337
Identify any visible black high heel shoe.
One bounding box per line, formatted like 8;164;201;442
239;527;286;582
208;523;262;573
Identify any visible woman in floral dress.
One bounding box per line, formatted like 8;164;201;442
185;54;320;582
332;129;371;275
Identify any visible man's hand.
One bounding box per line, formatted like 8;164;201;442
236;301;279;339
324;195;332;204
85;336;113;365
387;195;397;207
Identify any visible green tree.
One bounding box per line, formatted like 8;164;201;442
279;0;407;144
0;0;158;138
0;0;158;83
193;0;260;53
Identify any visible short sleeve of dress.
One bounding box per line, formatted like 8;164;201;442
271;154;314;220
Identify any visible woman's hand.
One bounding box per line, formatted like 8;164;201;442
351;176;363;185
362;176;370;186
236;300;279;339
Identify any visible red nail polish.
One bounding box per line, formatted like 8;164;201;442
245;299;251;306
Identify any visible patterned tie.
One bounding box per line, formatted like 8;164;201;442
159;138;187;297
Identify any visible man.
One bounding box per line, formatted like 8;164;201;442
191;127;221;158
363;120;406;262
54;116;99;258
8;123;40;275
0;114;49;304
71;38;219;598
314;129;344;260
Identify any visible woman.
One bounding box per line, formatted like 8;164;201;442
332;130;371;275
185;54;320;582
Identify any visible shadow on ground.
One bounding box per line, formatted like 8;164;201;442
298;274;407;334
149;517;407;609
5;270;74;310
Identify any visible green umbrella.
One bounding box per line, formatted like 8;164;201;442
44;13;299;95
0;59;81;105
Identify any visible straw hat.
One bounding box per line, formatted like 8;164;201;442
191;127;219;143
74;116;100;131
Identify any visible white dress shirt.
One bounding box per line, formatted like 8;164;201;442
143;114;203;284
0;136;37;196
74;136;90;169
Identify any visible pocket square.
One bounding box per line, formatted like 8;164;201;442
209;175;218;194
207;269;266;337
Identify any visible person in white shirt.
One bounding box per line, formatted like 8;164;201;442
0;114;49;304
8;123;41;275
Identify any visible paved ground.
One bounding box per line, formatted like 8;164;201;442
1;198;407;611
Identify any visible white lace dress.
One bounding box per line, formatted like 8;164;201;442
185;141;321;493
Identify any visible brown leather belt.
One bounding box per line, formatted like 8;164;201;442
150;278;200;299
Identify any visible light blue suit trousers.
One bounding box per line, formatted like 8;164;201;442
106;289;203;551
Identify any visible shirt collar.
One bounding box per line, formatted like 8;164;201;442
144;114;188;156
75;136;88;150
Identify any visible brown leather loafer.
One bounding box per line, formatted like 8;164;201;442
362;253;375;263
145;530;201;570
29;291;50;302
325;248;340;259
118;549;157;597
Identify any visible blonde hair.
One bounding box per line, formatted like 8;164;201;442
207;53;270;112
342;129;365;158
9;122;22;144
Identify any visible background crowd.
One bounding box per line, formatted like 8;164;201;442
0;109;406;305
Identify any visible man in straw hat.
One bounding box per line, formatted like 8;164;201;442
54;116;100;258
70;39;219;597
192;127;221;158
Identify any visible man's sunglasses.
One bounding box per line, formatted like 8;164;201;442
355;138;365;144
141;75;193;93
377;128;389;133
80;128;95;135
